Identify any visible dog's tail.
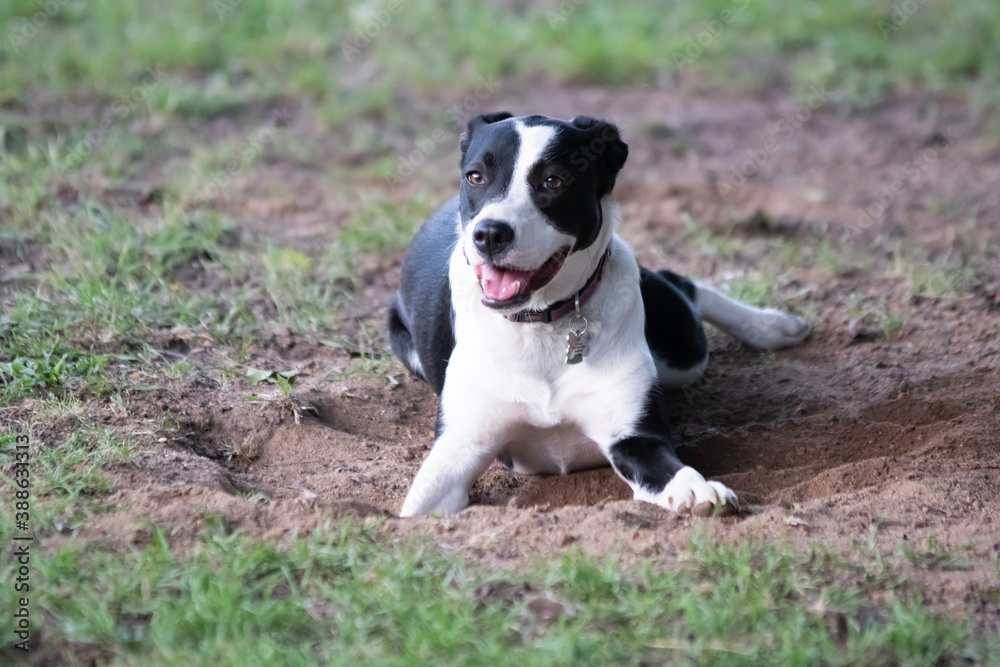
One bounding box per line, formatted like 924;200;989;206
388;292;426;381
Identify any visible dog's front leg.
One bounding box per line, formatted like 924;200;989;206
574;381;739;516
399;408;506;517
606;434;739;516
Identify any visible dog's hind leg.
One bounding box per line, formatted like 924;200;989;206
639;268;709;388
388;292;425;381
695;282;812;350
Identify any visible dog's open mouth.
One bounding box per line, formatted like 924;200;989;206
474;247;569;309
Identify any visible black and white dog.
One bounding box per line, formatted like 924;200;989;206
389;112;811;518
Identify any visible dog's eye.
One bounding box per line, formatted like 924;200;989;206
543;175;563;190
466;171;484;185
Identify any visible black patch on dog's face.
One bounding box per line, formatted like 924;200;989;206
458;112;519;229
458;113;629;253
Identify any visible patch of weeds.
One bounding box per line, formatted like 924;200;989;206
845;292;868;322
0;137;57;235
845;293;906;342
260;246;318;321
234;491;269;504
326;322;397;382
109;392;129;417
891;245;978;298
334;352;398;383
679;214;745;261
245;368;297;395
158;409;181;434
715;268;810;314
243;368;314;425
724;273;775;307
769;237;804;271
217;242;348;338
6;204;246;347
329;195;436;278
878;301;906;342
0;350;120;403
814;234;875;278
900;537;974;572
159;358;198;379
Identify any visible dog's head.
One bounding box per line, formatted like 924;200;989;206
457;112;628;312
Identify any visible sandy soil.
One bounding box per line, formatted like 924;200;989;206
55;85;1000;628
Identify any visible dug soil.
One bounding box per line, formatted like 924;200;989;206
63;85;1000;628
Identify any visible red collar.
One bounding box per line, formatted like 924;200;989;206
505;246;611;324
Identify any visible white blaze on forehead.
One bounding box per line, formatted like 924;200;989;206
467;120;573;271
510;121;556;193
476;121;556;218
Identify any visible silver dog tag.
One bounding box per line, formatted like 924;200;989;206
565;294;590;364
566;328;589;364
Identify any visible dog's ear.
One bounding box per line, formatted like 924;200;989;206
460;111;514;156
571;116;629;196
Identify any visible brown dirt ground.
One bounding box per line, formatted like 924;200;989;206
58;85;1000;628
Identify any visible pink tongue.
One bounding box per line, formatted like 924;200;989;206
480;265;532;301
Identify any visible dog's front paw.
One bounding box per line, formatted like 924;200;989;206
645;466;739;517
400;485;469;517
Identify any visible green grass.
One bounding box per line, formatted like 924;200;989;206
0;517;992;666
0;350;118;401
0;192;354;382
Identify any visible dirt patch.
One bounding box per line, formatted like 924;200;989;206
857;396;967;426
62;85;1000;628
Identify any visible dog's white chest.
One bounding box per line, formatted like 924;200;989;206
439;235;657;474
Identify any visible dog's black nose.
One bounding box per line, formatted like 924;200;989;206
472;219;514;260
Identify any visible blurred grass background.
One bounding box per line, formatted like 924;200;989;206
2;0;999;120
